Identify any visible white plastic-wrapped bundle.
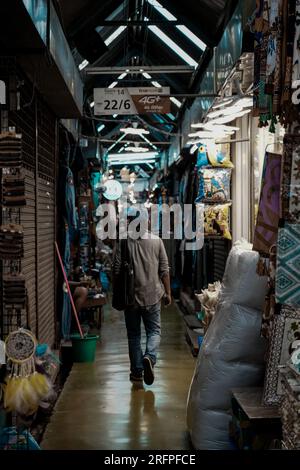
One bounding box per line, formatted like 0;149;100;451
186;240;268;450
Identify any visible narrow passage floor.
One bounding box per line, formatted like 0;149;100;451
42;304;196;450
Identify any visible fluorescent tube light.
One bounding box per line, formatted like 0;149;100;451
108;81;118;88
170;96;182;108
151;80;162;88
146;163;154;170
167;113;176;120
147;1;206;50
125;147;150;152
176;25;206;51
118;73;127;80
143;72;152;79
120;128;150;135
140;134;158;150
97;124;105;132
147;0;176;20
79;59;89;71
109;160;156;165
147;24;198;68
107;134;127;152
104;26;126;46
90;101;95;108
108;151;158;159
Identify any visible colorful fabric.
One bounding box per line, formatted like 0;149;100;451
281;134;300;222
292;0;300;82
276;223;300;305
281;0;297;123
196;168;231;203
196;142;232;169
261;245;278;339
253;152;282;254
203;203;232;240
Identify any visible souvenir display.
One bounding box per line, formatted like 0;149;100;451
0;224;24;259
196;168;231;203
0;133;22;168
253;152;281;255
2;329;52;416
2;273;26;308
204;203;232;240
253;0;300;127
2;173;26;207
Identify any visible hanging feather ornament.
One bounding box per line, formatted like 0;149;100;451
3;329;52;416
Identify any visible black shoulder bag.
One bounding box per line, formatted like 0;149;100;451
112;239;135;311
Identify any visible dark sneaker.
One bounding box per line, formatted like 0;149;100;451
143;356;154;385
130;373;143;383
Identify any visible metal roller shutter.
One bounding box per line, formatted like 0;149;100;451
36;100;56;346
37;177;55;345
21;169;37;335
8;69;57;346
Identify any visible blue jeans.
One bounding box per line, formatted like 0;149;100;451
124;302;161;376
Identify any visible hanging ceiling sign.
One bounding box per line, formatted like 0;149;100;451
102;179;123;200
93;87;170;115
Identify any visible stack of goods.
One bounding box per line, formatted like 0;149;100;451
195;142;233;240
2;174;26;207
0;133;22;168
195;282;222;333
3;274;26;309
187;240;268;449
253;0;300;128
0;224;24;259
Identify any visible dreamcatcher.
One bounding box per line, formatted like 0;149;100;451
2;329;52;416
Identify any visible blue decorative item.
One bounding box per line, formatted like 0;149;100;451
195;168;232;203
100;270;109;292
196;144;209;168
35;344;48;357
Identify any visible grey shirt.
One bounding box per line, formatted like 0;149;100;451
114;233;169;307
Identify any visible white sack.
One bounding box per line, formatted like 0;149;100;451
186;242;267;450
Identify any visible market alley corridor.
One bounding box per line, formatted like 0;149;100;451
42;304;196;450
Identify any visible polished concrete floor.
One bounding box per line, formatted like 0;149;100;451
42;303;196;450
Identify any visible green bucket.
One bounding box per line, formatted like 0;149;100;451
71;334;99;363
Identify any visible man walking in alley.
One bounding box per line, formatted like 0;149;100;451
113;207;171;386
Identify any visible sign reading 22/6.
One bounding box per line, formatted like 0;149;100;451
93;87;170;115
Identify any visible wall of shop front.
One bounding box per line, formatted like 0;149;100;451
1;64;58;346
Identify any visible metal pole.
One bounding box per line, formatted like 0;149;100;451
214;137;250;145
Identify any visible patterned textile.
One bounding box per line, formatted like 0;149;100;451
261;246;278;339
292;0;300;82
253;152;282;254
273;0;284;115
281;134;300;222
276;223;300;305
281;0;297;123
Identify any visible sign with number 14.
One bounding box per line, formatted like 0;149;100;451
93;87;170;115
